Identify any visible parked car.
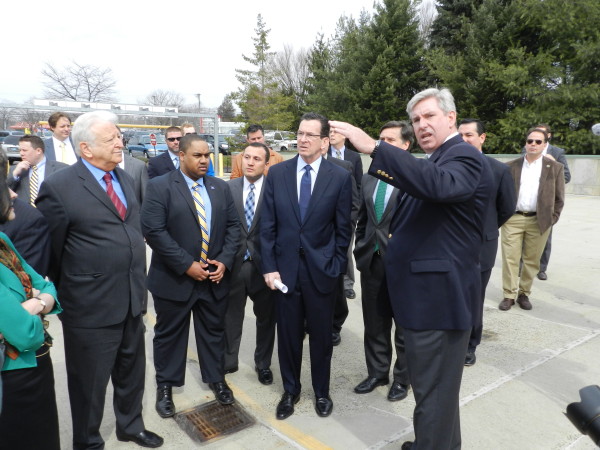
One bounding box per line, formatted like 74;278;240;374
199;134;231;155
1;135;21;162
264;131;297;151
126;134;167;158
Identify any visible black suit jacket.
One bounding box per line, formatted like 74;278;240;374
329;146;363;192
0;198;52;277
370;135;493;330
141;170;241;302
147;151;176;179
8;159;68;200
36;160;147;328
354;174;400;273
123;154;148;204
261;156;353;294
480;156;516;271
326;155;360;225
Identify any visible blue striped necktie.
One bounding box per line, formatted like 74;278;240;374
244;184;255;260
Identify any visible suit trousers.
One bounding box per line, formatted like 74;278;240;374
333;275;348;333
343;233;356;290
539;228;553;272
0;350;60;450
468;268;493;352
62;315;146;450
360;253;409;384
224;259;276;371
153;281;227;386
276;255;335;398
501;214;551;299
404;328;470;450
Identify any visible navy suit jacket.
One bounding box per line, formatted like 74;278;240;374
260;155;353;295
370;135;493;330
329;146;363;192
141;170;240;302
44;137;77;162
480;156;516;271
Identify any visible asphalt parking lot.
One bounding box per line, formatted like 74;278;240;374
49;194;600;449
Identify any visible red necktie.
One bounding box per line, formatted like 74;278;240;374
103;172;127;220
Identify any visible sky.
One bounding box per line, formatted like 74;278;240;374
0;0;379;109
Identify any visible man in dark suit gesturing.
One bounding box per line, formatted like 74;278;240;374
261;112;352;420
224;142;276;384
331;88;493;449
37;111;163;449
142;134;240;415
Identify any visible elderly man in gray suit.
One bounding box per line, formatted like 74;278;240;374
353;121;412;402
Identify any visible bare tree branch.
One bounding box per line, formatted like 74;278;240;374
41;61;117;102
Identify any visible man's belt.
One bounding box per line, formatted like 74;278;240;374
516;211;537;217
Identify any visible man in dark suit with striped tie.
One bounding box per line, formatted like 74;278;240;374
141;134;241;416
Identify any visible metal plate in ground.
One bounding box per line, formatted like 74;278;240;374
174;400;255;443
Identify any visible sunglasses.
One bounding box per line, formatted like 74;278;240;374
167;137;182;142
526;139;543;145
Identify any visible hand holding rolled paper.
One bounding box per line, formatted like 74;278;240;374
274;279;288;293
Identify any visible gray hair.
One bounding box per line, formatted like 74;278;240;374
72;110;119;154
406;88;456;117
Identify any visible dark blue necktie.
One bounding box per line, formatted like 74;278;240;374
299;165;312;221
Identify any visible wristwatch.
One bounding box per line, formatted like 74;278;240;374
371;140;382;159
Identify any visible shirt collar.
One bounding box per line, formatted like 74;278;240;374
297;155;322;174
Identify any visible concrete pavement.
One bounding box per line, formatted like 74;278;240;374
50;194;600;449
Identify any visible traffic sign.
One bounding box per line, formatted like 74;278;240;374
150;133;157;146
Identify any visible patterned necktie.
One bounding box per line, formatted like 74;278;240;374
244;184;255;260
374;180;388;252
192;183;209;263
59;142;67;162
103;173;127;220
335;149;342;159
299;165;312;221
29;164;39;206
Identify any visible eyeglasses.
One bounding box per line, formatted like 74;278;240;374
526;139;543;145
167;137;182;142
297;132;324;141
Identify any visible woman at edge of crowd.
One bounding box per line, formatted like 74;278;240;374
0;149;61;450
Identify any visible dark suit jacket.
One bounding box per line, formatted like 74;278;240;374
227;176;266;277
44;137;77;162
354;174;400;273
507;156;565;234
36;160;147;328
480;156;516;271
261;156;353;294
326;155;360;225
147;151;175;179
123;154;148;204
0;198;52;277
329;146;363;192
141;170;241;302
370;135;493;330
8;159;68;200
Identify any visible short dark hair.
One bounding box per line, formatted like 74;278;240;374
0;149;11;224
48;112;71;128
179;134;207;153
165;126;182;136
536;123;551;134
244;142;270;162
300;112;329;137
526;127;548;142
246;124;264;137
459;118;485;136
380;120;415;149
19;135;45;152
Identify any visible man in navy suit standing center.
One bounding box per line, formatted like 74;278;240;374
331;88;493;450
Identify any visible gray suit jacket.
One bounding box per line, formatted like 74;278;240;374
354;174;400;273
507;156;565;233
123;154;148;204
8;160;68;201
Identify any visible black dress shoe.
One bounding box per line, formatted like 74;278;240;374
276;392;300;420
256;367;273;385
155;386;175;418
224;366;238;374
387;382;409;401
401;441;413;450
465;351;477;366
209;381;235;405
332;332;341;346
116;429;164;448
354;376;389;394
537;271;547;280
344;289;356;299
315;396;333;417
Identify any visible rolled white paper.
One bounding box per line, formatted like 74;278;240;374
274;279;288;293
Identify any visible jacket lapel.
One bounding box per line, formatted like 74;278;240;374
284;156;302;224
174;171;200;230
77;162;123;220
303;158;333;223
